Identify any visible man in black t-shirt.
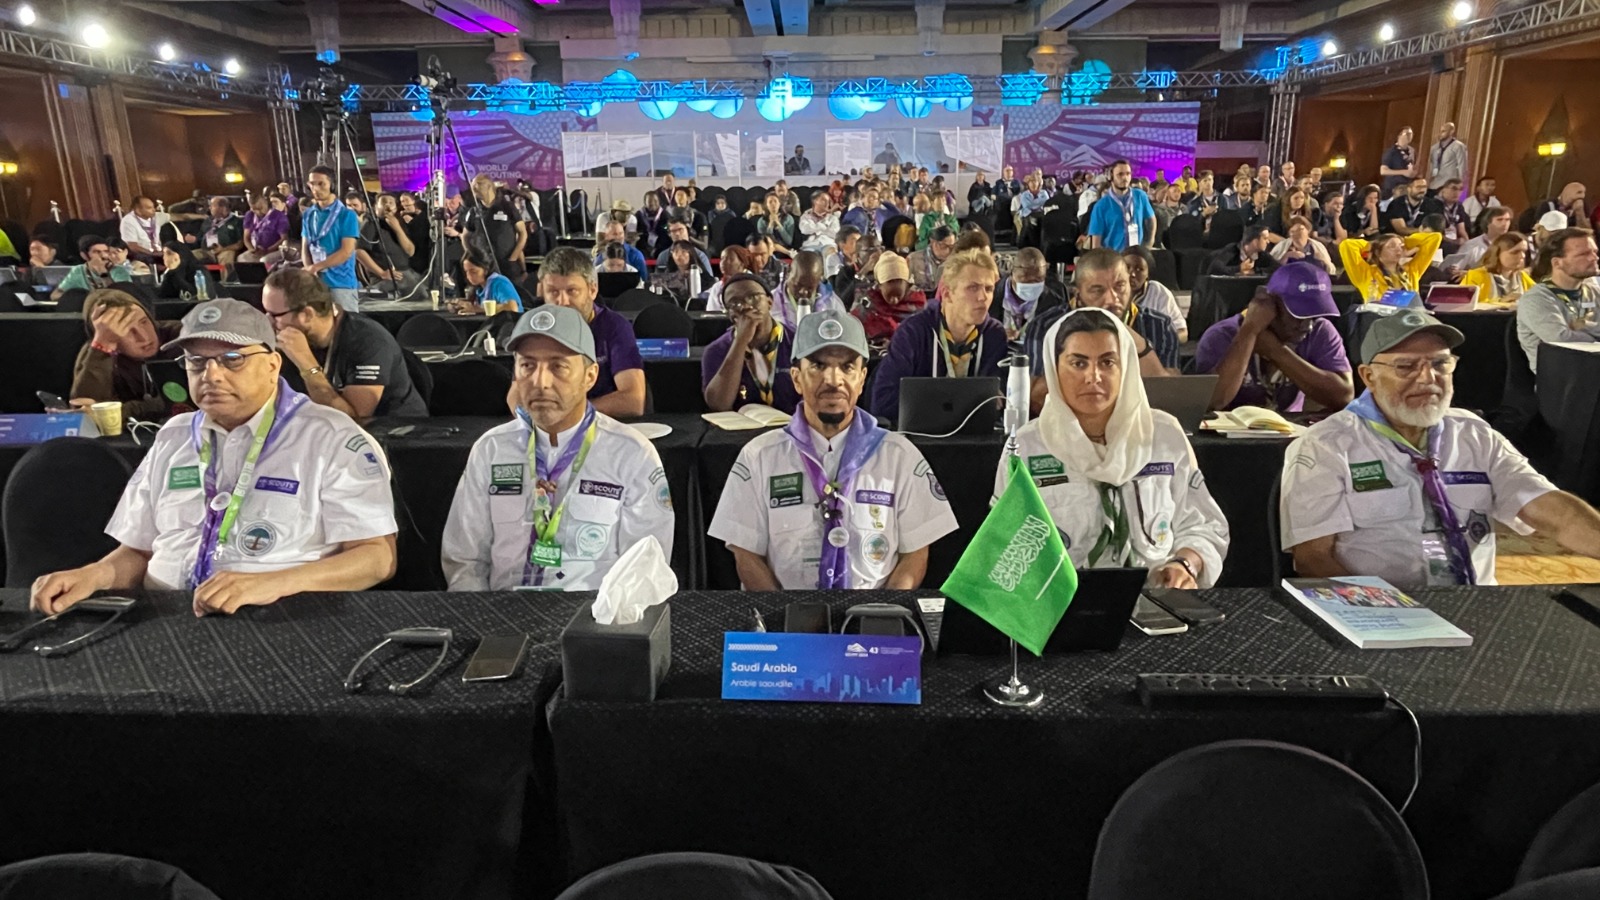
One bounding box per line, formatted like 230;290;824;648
458;175;527;278
262;268;428;420
1380;127;1416;196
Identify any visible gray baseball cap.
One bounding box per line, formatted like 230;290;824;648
506;305;596;360
161;299;277;352
793;309;868;360
1359;309;1464;365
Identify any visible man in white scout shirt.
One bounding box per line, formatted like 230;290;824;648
708;309;959;590
440;305;674;591
1280;309;1600;587
31;299;398;616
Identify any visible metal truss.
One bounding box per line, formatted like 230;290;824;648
0;25;275;99
1289;0;1600;83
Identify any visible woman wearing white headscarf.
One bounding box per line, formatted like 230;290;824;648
992;307;1229;587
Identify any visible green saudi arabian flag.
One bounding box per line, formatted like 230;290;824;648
940;454;1078;656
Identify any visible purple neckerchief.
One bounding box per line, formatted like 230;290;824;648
516;404;597;587
1002;279;1037;328
782;406;888;589
188;381;310;587
1347;390;1476;585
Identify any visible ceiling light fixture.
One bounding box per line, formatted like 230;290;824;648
82;21;109;49
223;58;241;75
16;4;35;26
1378;23;1396;42
157;42;176;61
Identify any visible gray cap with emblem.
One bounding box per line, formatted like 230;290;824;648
1359;309;1465;365
505;305;596;360
792;309;869;360
161;298;277;351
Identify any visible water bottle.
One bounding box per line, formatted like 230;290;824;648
689;266;702;297
195;270;210;301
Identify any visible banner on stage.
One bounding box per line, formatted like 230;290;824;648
721;631;921;705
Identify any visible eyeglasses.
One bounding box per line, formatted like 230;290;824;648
1369;355;1458;379
263;306;304;320
182;348;272;373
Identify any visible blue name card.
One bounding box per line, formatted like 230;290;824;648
721;632;921;705
636;338;690;360
0;413;97;445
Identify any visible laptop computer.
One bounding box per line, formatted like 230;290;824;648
1426;283;1478;311
36;266;73;288
0;267;17;285
896;376;1003;435
923;566;1149;655
232;261;269;285
1144;374;1220;434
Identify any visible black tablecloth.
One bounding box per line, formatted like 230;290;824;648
1347;308;1512;412
367;414;706;590
696;427;1289;589
688;311;730;347
363;304;488;344
547;587;1600;900
0;588;585;900
1536;343;1600;506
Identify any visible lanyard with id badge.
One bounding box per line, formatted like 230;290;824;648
521;406;599;587
1110;189;1140;248
188;388;304;587
306;200;346;265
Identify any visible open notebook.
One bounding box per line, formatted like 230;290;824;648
1201;405;1307;438
702;404;792;430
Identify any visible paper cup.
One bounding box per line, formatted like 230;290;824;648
89;401;123;437
482;299;499;317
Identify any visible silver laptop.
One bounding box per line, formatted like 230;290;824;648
36;265;73;288
1144;374;1219;434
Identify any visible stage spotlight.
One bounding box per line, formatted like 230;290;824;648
1378;23;1395;42
16;4;35;26
82;21;109;49
158;42;176;61
1321;40;1338;57
1450;1;1473;22
223;57;241;75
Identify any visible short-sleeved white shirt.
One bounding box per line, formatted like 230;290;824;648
1280;407;1556;586
440;412;674;591
708;422;959;590
994;412;1230;586
107;397;397;590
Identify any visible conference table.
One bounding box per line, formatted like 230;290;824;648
1536;342;1600;508
547;586;1600;900
0;588;586;900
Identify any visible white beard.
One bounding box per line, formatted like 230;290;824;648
1384;387;1451;429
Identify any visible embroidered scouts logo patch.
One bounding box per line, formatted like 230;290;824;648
237;522;277;556
530;310;557;331
1348;460;1392;493
926;471;947;501
1466;511;1491;545
769;473;804;508
864;533;891;564
197;306;222;325
490;464;524;495
575;523;609;558
656;481;673;511
167;466;201;490
819;319;845;341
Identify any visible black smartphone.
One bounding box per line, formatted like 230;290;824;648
783;601;831;634
462;634;529;683
36;391;69;411
1145;588;1226;626
1131;597;1189;636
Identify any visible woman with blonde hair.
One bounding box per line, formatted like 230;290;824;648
1339;230;1443;303
1460;231;1533;302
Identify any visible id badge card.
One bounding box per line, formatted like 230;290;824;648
530;540;562;569
1420;533;1456;586
309;243;328;264
1126;222;1140;247
206;232;220;248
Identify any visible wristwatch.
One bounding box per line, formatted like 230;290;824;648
302;366;323;379
1167;557;1198;580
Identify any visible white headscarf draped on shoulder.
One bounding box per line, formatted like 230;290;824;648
1037;307;1154;486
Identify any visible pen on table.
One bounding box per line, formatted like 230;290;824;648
752;608;767;633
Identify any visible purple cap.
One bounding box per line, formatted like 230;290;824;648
1266;261;1339;319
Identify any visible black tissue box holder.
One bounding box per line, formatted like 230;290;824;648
560;602;671;701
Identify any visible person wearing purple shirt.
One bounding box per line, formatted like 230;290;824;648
241;195;289;264
702;274;799;414
869;249;1008;419
1193;261;1354;413
538;247;646;417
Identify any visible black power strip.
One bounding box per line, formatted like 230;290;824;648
1137;673;1391;711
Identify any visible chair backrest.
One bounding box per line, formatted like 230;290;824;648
609;287;665;313
1150;248;1180;290
399;347;434;409
1517;781;1600;885
724;187;749;216
1163;214;1205;251
555;852;834;900
1206;209;1244;250
1088;740;1428;900
54;287;91;313
3;438;135;587
0;853;221;899
597;271;641;299
632;302;694;339
394;312;463;349
425;358;512;417
1494;869;1600;900
1040;207;1079;266
721;217;757;256
1267;478;1295;583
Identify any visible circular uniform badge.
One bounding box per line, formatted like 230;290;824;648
530;309;557;331
827;526;849;548
236;521;277;557
864;532;890;564
818;319;845;341
1401;312;1426;327
197;306;223;325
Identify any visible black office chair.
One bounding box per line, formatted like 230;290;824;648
746;186;769;208
0;853;221;899
1163;214;1204;250
1039;208;1079;268
394;312;463;349
632;302;694;340
609;287;664;314
1206;209;1244;250
426;357;512;417
3;438;134;587
1089;740;1428;900
1266;479;1295;583
1489;316;1545;457
399;346;434;409
724;187;749;217
1150;248;1180;290
1515;780;1600;886
597;272;642;300
54;287;91;313
554;852;834;900
1493;870;1600;900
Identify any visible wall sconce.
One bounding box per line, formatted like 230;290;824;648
1537;141;1568;157
224;170;245;184
0;162;18;176
1327;156;1347;170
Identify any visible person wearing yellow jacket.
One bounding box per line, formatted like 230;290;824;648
1459;232;1535;303
1339;231;1443;303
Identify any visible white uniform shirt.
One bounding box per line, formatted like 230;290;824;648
994;412;1230;587
708;423;959;590
120;211;174;255
440;412;674;591
1280;408;1556;586
107;399;397;590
